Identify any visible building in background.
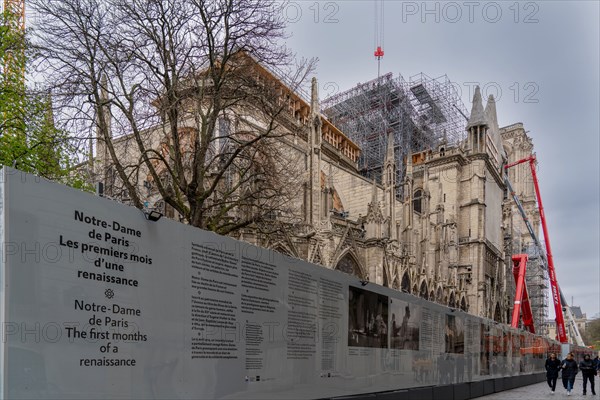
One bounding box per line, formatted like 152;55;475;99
546;306;587;342
570;306;588;337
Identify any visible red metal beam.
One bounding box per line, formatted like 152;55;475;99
511;254;536;333
511;254;527;328
504;156;532;170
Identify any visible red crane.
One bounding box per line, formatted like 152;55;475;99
505;155;568;343
373;0;384;77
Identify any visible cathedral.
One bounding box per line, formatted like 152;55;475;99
92;58;542;327
248;78;540;325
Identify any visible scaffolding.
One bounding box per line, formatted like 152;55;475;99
322;72;468;194
525;242;549;337
511;233;549;337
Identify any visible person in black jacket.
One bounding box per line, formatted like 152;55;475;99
546;353;562;393
561;352;579;396
580;354;596;395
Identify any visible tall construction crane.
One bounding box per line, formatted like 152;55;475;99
2;0;26;82
373;0;384;78
2;0;25;30
452;108;582;345
505;155;584;345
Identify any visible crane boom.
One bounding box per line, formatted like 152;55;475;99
504;177;544;256
504;175;585;346
505;155;571;343
506;172;585;345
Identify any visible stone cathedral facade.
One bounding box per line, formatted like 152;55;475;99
246;79;540;324
93;60;541;325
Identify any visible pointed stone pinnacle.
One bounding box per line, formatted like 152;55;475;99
466;86;488;129
485;94;498;129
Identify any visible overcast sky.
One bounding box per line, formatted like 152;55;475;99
282;1;600;319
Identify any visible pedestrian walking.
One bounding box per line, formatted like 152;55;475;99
545;353;562;394
580;354;596;395
561;352;579;396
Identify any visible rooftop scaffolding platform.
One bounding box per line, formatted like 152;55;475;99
322;72;468;195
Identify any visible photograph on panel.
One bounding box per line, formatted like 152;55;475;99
389;299;420;350
444;314;465;354
348;286;389;348
480;323;491;375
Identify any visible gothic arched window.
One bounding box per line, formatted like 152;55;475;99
493;303;502;323
419;281;429;300
460;297;467;312
413;189;423;214
448;292;456;308
401;273;411;293
335;253;362;278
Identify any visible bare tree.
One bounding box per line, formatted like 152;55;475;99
31;0;316;234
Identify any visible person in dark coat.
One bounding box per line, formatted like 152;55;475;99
580;354;596;395
545;353;562;393
561;352;579;396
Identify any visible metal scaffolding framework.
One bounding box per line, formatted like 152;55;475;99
524;241;550;337
322;72;469;193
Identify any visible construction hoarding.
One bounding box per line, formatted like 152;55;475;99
0;168;551;399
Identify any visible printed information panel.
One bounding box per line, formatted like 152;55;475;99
0;168;553;399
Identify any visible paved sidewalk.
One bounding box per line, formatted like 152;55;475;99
477;381;597;399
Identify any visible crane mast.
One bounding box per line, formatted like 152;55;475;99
2;0;26;83
373;0;384;78
3;0;25;30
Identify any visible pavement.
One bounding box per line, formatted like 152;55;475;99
477;381;598;399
